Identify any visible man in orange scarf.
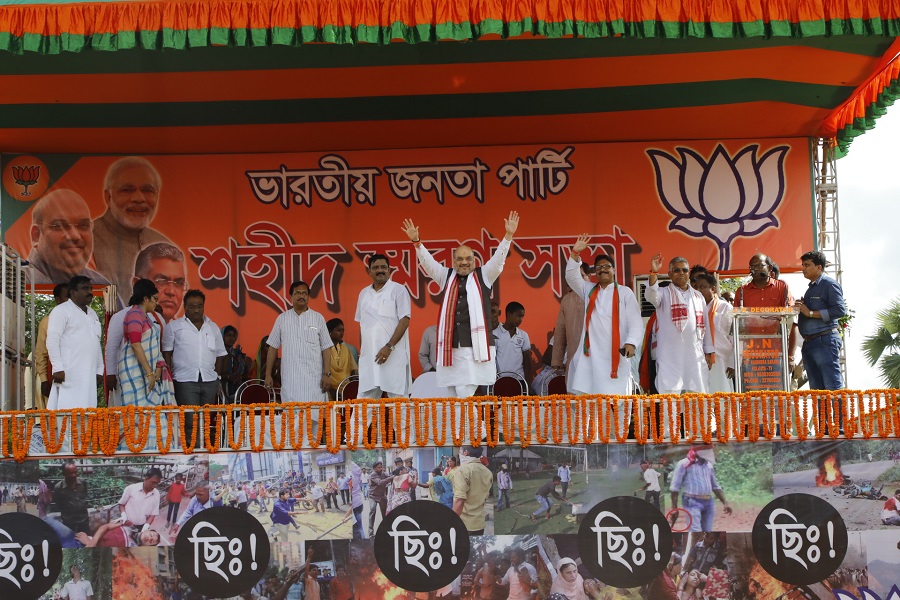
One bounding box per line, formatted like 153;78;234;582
565;234;643;434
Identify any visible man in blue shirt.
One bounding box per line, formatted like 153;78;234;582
796;250;846;392
171;482;211;536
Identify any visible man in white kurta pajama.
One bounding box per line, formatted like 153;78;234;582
402;212;519;398
645;255;715;435
355;254;412;440
565;238;643;433
355;254;412;398
695;273;735;393
46;277;104;411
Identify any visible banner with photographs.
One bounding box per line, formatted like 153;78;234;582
1;140;814;377
4;440;900;599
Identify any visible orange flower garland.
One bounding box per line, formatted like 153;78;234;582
0;390;897;460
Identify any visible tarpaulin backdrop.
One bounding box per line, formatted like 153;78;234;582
1;139;813;369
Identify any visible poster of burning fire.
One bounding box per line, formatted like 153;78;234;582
5;442;900;600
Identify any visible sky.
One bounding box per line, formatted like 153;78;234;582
827;106;900;389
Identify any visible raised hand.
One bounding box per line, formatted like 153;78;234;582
572;233;591;256
401;219;420;242
650;253;664;274
504;211;520;239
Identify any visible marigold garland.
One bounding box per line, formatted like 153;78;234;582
0;390;898;460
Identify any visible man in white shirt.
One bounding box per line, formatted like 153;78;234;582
265;281;333;435
59;565;93;600
46;276;104;410
500;548;537;600
401;212;519;398
494;301;532;382
355;254;412;438
118;467;162;541
162;289;227;443
639;459;662;510
695;274;735;393
32;283;68;410
557;461;572;499
103;305;129;407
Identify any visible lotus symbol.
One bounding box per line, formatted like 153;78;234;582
11;164;41;196
647;144;789;269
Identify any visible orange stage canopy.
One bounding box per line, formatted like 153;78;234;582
0;0;898;155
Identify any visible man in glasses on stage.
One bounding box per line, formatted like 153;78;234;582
645;255;715;435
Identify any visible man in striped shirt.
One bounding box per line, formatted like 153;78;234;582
265;281;333;433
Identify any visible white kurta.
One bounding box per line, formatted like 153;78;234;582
415;238;511;388
46;300;104;410
267;308;333;402
705;297;735;393
645;282;714;393
565;258;643;394
355;280;412;395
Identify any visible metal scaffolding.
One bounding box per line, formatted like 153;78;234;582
813;138;847;383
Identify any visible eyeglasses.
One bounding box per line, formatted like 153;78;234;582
671;268;690;274
151;275;187;290
111;185;159;198
39;221;93;233
595;264;614;271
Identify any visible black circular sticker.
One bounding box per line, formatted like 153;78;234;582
373;500;470;592
577;496;673;588
0;513;63;600
752;493;848;586
173;507;270;598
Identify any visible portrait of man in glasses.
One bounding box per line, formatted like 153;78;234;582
133;242;188;322
92;156;170;304
27;189;110;285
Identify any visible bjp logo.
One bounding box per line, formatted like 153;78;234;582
3;156;49;201
647;144;789;270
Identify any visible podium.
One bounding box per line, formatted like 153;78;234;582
732;308;796;393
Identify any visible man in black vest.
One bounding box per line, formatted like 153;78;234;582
402;212;519;397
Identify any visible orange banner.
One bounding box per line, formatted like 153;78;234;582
1;140;814;376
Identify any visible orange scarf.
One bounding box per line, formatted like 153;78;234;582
583;282;621;378
707;297;718;365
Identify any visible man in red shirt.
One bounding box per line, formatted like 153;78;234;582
736;253;793;309
165;473;186;529
735;253;797;365
881;489;900;525
328;566;353;600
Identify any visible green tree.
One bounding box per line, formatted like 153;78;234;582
862;297;900;388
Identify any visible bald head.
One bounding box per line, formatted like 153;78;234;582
749;253;772;285
454;244;476;276
30;189;94;277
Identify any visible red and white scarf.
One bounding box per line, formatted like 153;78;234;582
669;284;705;334
436;271;491;367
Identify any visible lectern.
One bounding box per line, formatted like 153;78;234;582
732;308;796;393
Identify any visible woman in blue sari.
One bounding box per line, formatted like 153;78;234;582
118;279;175;450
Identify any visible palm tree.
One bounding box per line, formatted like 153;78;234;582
862;297;900;388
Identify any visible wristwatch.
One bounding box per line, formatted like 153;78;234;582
386;344;395;351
